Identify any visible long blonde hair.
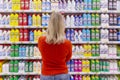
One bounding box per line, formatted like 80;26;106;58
46;12;65;44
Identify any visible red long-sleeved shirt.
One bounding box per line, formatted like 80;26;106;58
38;36;72;75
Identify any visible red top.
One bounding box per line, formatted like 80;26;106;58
38;36;72;75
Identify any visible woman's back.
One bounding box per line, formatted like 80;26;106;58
38;36;72;75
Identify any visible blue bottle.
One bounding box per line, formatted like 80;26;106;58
75;0;80;11
86;29;90;41
70;60;74;72
71;29;75;42
82;29;87;41
79;14;83;26
66;29;71;40
70;75;74;80
74;15;79;26
117;16;120;26
19;46;22;57
117;30;120;41
84;0;88;10
28;14;32;26
83;13;88;26
29;31;34;41
87;13;91;26
22;46;26;57
88;0;92;10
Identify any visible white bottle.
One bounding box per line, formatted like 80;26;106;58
0;30;2;41
0;0;3;10
2;30;7;41
21;61;25;73
74;30;79;42
6;46;10;57
100;29;104;42
117;0;120;11
3;0;8;10
108;45;112;57
30;0;33;10
70;15;75;27
6;63;9;73
42;0;46;11
37;61;41;73
67;0;72;11
1;15;6;25
0;45;3;57
100;44;104;57
8;0;12;10
71;0;75;11
104;44;108;57
19;61;22;73
113;60;118;72
75;45;79;56
101;14;105;27
5;31;10;41
78;30;82;41
105;14;109;27
112;45;117;57
79;46;84;57
66;15;71;27
105;29;109;42
0;14;2;25
33;61;37;72
6;15;10;26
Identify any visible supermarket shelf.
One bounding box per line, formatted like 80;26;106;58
72;56;120;59
0;72;41;75
1;26;120;29
0;41;120;44
69;72;120;75
0;57;41;60
0;10;120;13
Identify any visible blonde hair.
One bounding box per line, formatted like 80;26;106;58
46;12;65;44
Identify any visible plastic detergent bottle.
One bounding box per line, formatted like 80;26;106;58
10;13;14;26
87;44;92;57
20;0;25;10
96;0;100;10
92;14;96;26
82;29;87;41
32;14;37;26
88;0;92;10
92;0;96;10
66;15;71;27
95;14;100;26
29;0;33;10
23;13;27;26
28;14;32;26
95;29;100;41
91;29;95;41
87;13;91;26
18;13;23;26
71;0;75;11
91;60;95;72
83;13;88;26
95;60;100;72
14;60;18;72
36;14;41;26
9;60;14;72
86;29;90;41
96;44;100;56
84;0;88;10
38;0;42;11
29;30;34;41
10;45;15;57
14;45;19;57
92;45;96;56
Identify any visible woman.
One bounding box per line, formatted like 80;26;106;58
38;12;72;80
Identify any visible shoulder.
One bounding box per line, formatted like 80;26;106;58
38;36;46;43
64;39;72;46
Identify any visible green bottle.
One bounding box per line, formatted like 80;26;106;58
117;45;120;56
96;0;100;10
25;61;29;72
13;76;18;80
92;14;96;26
99;60;103;72
9;60;14;72
95;45;100;56
92;45;96;56
14;60;19;72
95;29;100;41
92;0;97;10
95;60;100;72
91;60;95;72
95;14;100;26
29;61;33;72
118;61;120;71
91;76;95;80
14;45;19;57
10;45;15;57
29;45;34;57
91;29;96;41
9;76;14;80
95;75;99;80
105;61;109;72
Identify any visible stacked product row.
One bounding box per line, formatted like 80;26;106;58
67;59;120;72
66;29;120;42
72;44;120;57
0;0;120;11
0;76;40;80
0;60;41;73
0;29;46;42
70;75;120;80
0;13;120;27
0;45;40;57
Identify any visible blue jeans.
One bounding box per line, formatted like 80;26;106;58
40;74;70;80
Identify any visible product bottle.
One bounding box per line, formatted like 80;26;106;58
83;13;87;26
36;14;41;27
14;60;19;72
91;60;95;72
24;0;29;10
14;45;19;57
96;0;100;10
91;29;95;41
84;0;88;10
96;44;100;56
29;0;33;10
18;13;23;26
87;13;91;26
24;29;29;41
86;29;90;41
92;0;96;10
38;0;42;11
95;60;100;72
32;14;37;26
28;14;32;26
23;13;27;26
92;45;96;56
20;0;25;10
71;0;75;11
92;14;96;26
66;15;71;27
95;14;100;26
95;29;100;41
20;29;24;41
42;0;46;11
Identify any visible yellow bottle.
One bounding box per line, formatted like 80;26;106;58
86;75;90;80
34;30;37;42
38;0;42;11
82;76;86;80
14;14;19;26
15;29;19;42
82;60;86;72
86;60;90;72
38;30;42;38
10;14;14;26
87;44;92;57
16;0;20;10
10;29;15;42
33;0;37;10
83;45;87;57
36;14;41;27
12;0;16;10
32;14;37;26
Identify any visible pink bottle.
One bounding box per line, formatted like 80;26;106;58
74;59;78;72
78;60;82;72
78;75;82;80
74;75;78;80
